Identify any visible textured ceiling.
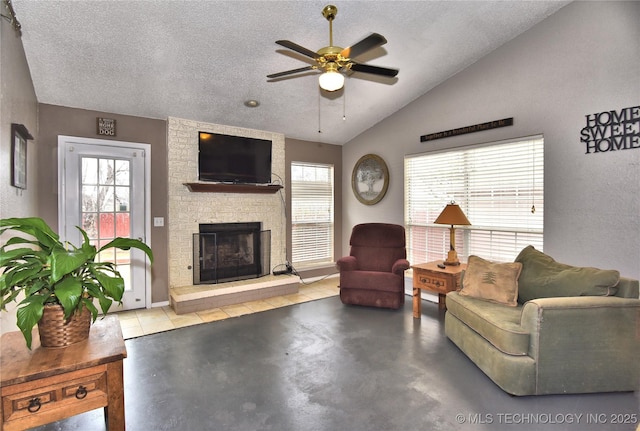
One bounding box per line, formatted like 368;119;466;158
12;1;568;145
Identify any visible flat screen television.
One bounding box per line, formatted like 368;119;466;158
198;132;272;184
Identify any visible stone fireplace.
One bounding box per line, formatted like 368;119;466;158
167;117;286;289
194;222;271;284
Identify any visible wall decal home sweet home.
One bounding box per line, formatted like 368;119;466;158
580;105;639;154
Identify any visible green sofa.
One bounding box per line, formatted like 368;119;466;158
444;247;640;396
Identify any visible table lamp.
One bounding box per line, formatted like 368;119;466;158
434;202;471;266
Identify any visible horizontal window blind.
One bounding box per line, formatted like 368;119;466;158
405;136;543;263
291;162;334;266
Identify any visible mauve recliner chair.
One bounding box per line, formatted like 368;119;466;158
336;223;410;310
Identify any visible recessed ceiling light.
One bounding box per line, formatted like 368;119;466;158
244;100;260;108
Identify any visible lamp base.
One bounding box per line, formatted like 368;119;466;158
443;249;460;266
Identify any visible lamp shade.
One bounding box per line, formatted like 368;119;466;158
318;70;345;91
434;203;471;226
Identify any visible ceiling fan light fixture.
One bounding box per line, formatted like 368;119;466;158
318;70;344;92
268;4;398;89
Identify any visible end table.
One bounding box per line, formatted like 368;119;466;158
411;261;466;318
1;315;126;431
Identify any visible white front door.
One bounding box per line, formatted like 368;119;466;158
58;136;151;311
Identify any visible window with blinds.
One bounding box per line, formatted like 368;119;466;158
404;135;544;264
291;162;334;266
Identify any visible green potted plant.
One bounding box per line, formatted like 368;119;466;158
0;217;153;349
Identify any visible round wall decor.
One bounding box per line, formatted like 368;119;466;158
351;153;389;205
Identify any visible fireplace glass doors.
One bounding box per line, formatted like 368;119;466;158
193;222;271;284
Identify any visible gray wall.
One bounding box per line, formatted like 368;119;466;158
285;138;342;279
0;16;38;220
342;1;640;279
0;17;39;333
37;104;170;303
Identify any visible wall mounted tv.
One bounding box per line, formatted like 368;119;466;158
198;132;272;184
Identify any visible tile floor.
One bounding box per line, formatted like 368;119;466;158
115;277;340;340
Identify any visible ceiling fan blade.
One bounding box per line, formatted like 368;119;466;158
275;40;320;59
341;33;387;59
267;66;316;79
349;63;399;77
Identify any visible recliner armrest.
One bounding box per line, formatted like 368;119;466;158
392;259;410;276
336;255;358;271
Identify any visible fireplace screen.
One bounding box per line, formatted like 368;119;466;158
193;222;270;284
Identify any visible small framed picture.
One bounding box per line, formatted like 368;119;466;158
11;123;33;190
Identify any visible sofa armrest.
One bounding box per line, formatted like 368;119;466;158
615;276;640;298
520;296;640;394
392;259;410;276
336;256;358;271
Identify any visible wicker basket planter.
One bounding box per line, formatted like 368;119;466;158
37;304;91;348
1;217;153;350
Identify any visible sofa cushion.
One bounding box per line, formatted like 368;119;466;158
446;291;530;356
515;246;620;303
459;255;522;306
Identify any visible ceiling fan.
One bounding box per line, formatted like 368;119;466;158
267;4;399;92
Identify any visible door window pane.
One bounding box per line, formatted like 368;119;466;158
115;186;129;212
99;159;114;185
115;160;130;185
82;185;98;212
82;158;98;184
82;213;98;238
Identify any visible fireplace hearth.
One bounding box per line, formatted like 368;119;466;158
193;222;270;284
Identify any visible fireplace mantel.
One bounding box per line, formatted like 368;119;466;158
183;183;283;194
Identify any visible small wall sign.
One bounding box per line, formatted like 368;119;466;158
97;117;116;136
580;105;639;154
421;118;513;142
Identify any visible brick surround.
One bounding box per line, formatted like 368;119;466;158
167;117;286;288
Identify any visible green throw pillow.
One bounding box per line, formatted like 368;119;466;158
515;246;619;303
460;255;522;306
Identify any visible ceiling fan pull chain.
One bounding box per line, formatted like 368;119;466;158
318;90;322;134
343;84;347;121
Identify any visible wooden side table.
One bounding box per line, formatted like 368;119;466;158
411;261;466;318
1;315;126;431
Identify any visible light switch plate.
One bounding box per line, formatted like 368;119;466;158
153;217;164;227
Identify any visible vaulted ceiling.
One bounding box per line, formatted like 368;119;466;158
12;1;568;144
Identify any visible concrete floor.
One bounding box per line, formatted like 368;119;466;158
33;295;639;431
